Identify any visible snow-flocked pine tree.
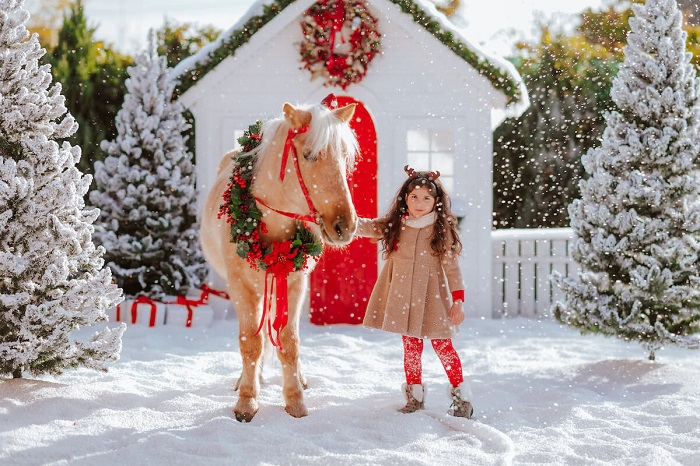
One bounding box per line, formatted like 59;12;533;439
0;0;125;378
553;0;700;360
90;32;206;300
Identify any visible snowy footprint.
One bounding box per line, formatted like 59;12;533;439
422;410;515;463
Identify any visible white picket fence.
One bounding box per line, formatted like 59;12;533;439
491;228;578;318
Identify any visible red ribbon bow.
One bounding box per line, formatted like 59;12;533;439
329;0;346;52
254;241;300;348
162;284;231;327
167;295;198;328
114;285;231;328
321;93;339;109
128;296;158;327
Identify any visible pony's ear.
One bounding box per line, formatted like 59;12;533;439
283;103;312;129
333;103;356;123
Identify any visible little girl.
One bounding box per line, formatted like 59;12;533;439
356;166;473;418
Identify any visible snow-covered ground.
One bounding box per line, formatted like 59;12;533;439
1;311;698;465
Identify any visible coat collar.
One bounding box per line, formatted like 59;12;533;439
403;211;436;229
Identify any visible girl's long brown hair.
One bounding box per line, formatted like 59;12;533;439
379;173;462;257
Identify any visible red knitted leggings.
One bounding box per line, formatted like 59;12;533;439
402;335;463;387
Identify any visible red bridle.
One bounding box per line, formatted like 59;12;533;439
253;93;341;227
253;126;317;226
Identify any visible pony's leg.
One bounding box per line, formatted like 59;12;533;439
276;276;308;418
228;272;265;422
233;351;265;391
298;361;308;390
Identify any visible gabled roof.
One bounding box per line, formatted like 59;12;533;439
173;0;528;113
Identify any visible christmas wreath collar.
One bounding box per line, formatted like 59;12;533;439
217;120;323;348
217;122;323;274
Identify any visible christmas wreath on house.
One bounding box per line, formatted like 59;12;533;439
299;0;381;89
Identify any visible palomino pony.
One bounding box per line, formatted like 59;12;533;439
200;96;359;422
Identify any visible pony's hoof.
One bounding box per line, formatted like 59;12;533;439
234;410;257;423
285;403;308;418
234;398;258;422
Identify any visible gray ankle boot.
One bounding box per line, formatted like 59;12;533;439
448;383;474;419
399;383;425;413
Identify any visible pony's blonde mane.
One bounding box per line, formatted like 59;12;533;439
253;103;359;174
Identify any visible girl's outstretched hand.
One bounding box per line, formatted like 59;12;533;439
449;301;464;326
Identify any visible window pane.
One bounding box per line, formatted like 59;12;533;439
407;152;430;171
431;131;454;152
441;176;454;194
432;152;454;176
407;129;430;151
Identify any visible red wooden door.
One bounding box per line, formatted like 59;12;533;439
309;97;377;325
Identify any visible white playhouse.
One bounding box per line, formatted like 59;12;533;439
173;0;528;321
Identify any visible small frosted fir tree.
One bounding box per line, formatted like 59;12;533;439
553;0;700;360
0;0;125;378
90;32;206;300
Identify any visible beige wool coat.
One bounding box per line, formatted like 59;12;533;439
357;216;464;339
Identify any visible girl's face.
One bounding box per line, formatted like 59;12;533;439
406;186;436;218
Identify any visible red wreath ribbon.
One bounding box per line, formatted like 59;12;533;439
326;0;347;78
259;270;290;348
329;0;345;52
254;241;299;348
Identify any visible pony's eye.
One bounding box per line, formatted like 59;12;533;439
303;150;316;161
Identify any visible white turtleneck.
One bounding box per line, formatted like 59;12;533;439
403;211;437;229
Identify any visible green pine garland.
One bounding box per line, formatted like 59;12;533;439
389;0;519;103
174;0;521;104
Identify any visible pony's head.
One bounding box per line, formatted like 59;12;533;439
255;98;360;246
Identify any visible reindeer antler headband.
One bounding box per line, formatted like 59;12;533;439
404;165;441;181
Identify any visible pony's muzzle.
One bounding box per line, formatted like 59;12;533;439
323;216;356;245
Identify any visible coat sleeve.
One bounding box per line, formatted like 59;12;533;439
356;217;384;239
442;251;464;299
441;228;465;300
